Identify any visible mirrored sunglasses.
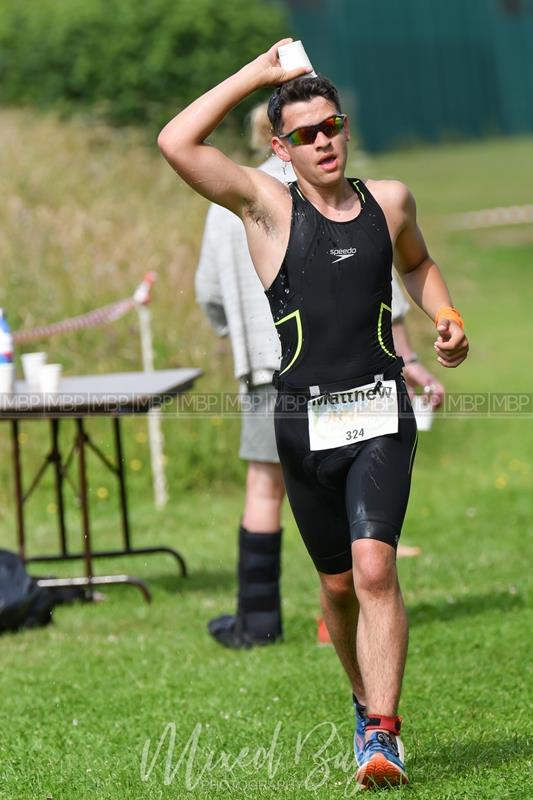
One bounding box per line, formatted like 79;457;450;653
279;114;347;146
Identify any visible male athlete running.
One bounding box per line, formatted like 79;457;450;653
158;39;469;788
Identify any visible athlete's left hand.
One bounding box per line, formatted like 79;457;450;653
434;319;469;367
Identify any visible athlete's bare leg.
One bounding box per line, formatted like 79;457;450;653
352;539;408;718
317;540;418;646
318;570;365;703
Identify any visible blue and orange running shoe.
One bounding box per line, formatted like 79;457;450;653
355;715;408;788
352;695;368;767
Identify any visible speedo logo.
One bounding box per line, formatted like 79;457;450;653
329;247;357;264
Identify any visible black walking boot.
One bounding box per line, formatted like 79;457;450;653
207;525;283;648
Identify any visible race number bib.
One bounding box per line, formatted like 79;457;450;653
307;380;398;451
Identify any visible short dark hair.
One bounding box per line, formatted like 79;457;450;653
267;75;342;135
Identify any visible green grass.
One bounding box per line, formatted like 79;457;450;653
0;476;531;800
1;112;532;798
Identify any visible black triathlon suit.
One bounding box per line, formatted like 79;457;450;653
265;178;418;574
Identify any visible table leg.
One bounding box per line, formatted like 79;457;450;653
11;420;26;561
50;419;68;557
113;417;132;551
76;418;93;592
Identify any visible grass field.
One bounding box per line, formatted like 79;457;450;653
0;110;532;799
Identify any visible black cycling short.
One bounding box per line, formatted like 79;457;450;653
274;375;418;574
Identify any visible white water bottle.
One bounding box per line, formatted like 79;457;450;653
0;308;14;363
278;40;317;77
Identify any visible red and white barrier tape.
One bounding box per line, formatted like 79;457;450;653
13;273;156;345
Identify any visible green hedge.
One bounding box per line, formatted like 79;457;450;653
0;0;287;127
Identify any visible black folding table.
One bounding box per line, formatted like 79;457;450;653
0;368;202;602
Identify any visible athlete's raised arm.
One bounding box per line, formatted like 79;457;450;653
383;182;469;368
157;39;310;216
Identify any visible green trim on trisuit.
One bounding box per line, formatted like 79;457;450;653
276;309;303;375
378;302;396;359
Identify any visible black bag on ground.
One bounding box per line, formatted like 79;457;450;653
0;549;85;633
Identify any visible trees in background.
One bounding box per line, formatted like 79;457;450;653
0;0;287;128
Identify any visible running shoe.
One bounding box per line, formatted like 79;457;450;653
352;695;368;766
356;727;408;788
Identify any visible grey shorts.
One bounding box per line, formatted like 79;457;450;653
239;383;280;463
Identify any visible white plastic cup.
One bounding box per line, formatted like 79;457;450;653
22;352;47;389
412;394;434;432
39;363;62;394
0;363;15;395
278;40;317;77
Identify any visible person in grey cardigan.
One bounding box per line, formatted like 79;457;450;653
195;103;444;649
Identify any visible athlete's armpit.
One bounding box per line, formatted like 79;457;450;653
243;198;276;235
242;171;291;229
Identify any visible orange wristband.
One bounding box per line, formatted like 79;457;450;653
435;306;464;330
